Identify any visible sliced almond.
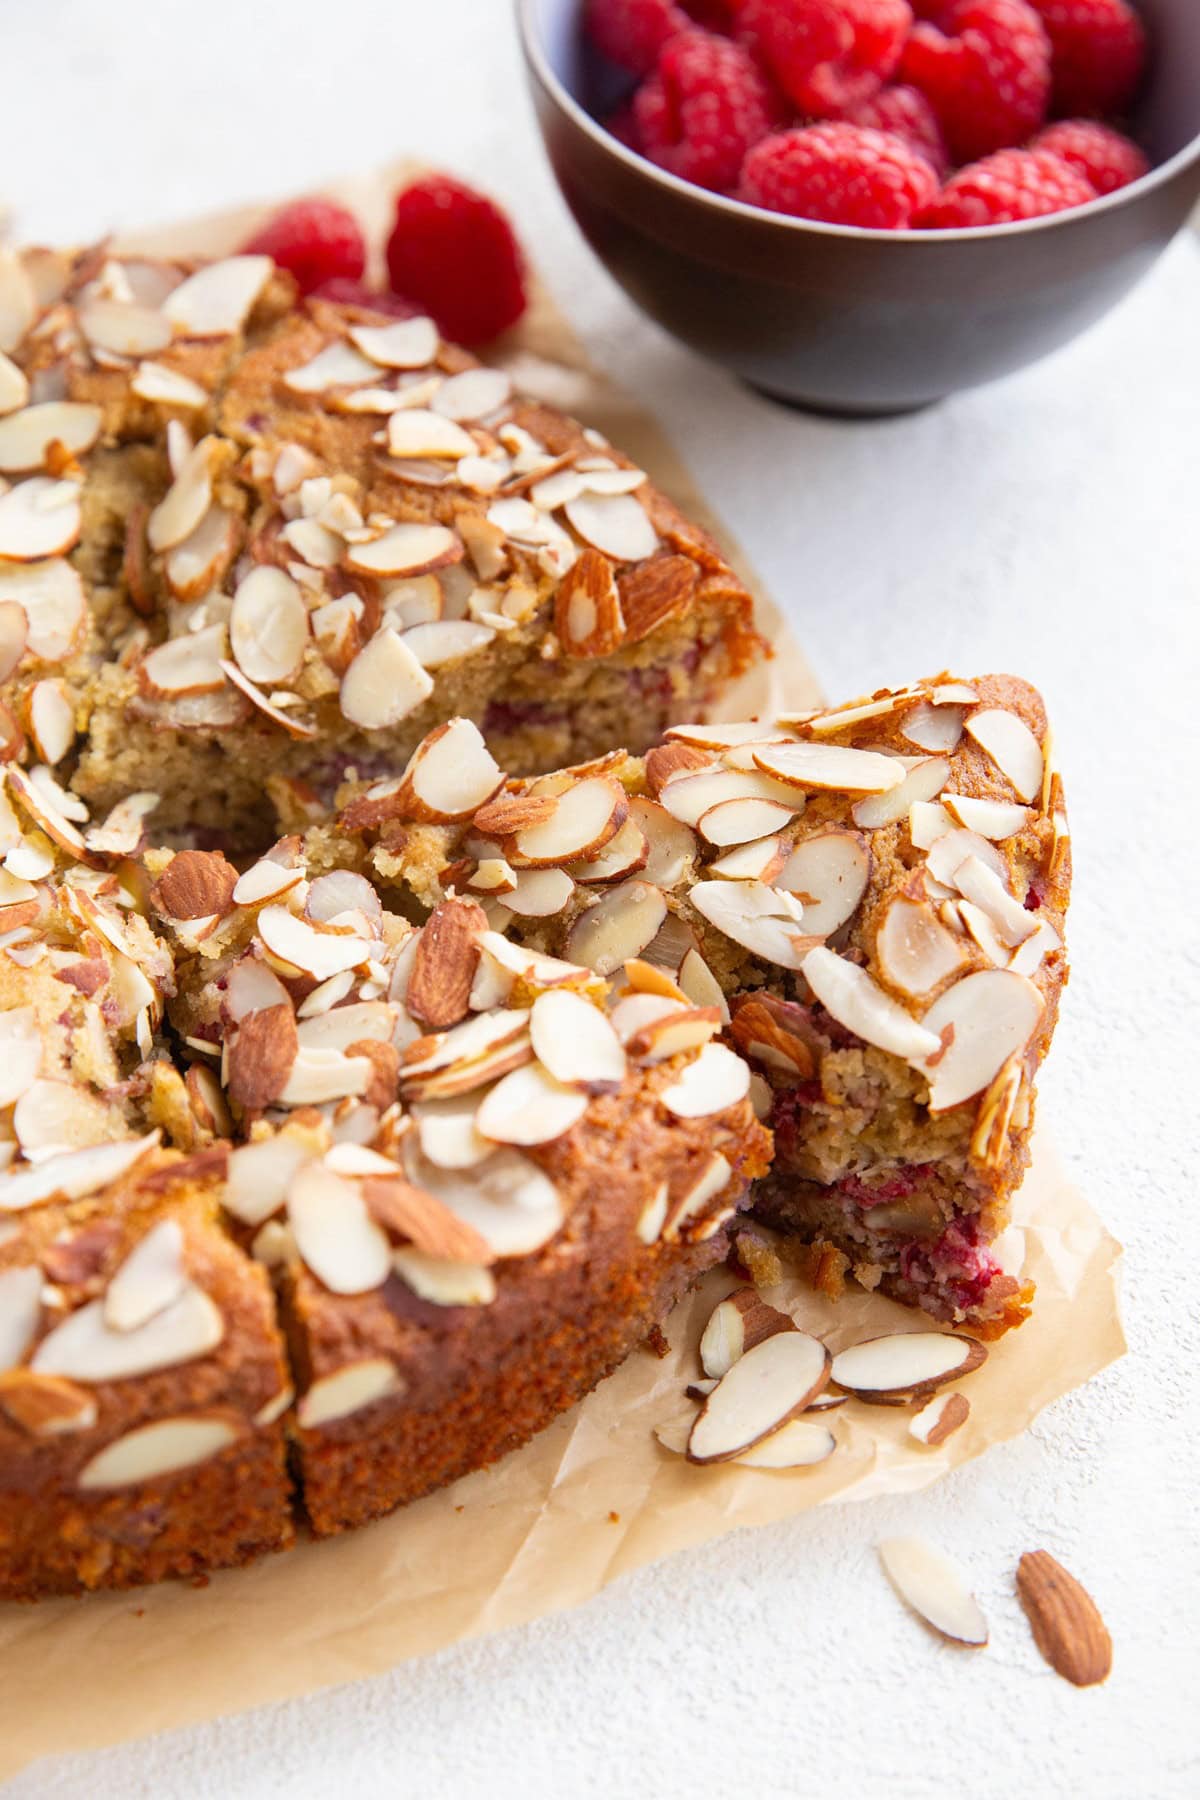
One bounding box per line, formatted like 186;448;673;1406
1016;1550;1113;1688
131;360;208;408
78;297;173;357
147;435;220;552
697;796;797;848
163;503;237;600
831;1331;985;1398
349;316;439;368
344;522;460;579
392;1252;495;1307
0;349;30;416
803;947;942;1062
728;995;814;1078
78;1414;241;1490
0;558;85;660
625;1004;721;1064
659;766;795;829
32;1282;222;1380
554;548;625;658
0;251;36;354
565;879;668;975
753;741;904;795
564;490;657;563
0;476;82;562
0;1004;41;1107
708;836;785;883
879;1537;988;1646
139;624;227;697
402;1007;530;1078
104;1218;187;1332
735;1419;837;1469
163;255;272;337
699;1286;794;1379
690;879;815;973
13;1079;110;1155
777;830;870;937
283;340;379;394
408;1146;564;1258
232;858;304;908
257;905;371;980
340;626;435;729
297;1356;403;1429
661;1042;750;1119
900;701;966;754
288;1162;392;1295
229;565;309;685
688;1330;831;1463
852;756;950;830
530;989;626;1090
227;1003;299;1109
0;597;27;680
224;1133;312;1228
475;1059;588;1146
433;366;511;420
965;708;1044;802
941;793;1029;839
569;814;648;885
0;1369;97;1435
0;1131;160;1214
876;896;968;1001
386;409;475;459
920;970;1043;1111
363;1174;492;1264
413;1096;493;1170
402;619;494;668
511;776;626;868
0;1265;42;1371
629;798;696;888
0;402;102;474
910;1390;970;1446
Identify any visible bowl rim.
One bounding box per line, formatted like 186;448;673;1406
516;0;1200;246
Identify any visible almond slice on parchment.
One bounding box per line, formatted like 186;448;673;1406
878;1537;989;1646
1016;1550;1113;1687
909;1390;970;1447
687;1329;831;1464
735;1419;837;1469
699;1285;795;1379
831;1331;986;1398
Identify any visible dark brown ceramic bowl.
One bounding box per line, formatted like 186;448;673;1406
518;0;1200;414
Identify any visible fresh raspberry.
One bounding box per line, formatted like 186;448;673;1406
844;83;950;176
384;175;527;345
916;145;1096;224
1032;118;1148;193
901;0;1052;162
584;0;690;74
240;198;366;296
741;122;941;227
1025;0;1146;117
634;29;783;191
309;279;423;318
738;0;913;116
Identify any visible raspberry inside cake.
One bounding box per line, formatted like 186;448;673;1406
337;675;1069;1336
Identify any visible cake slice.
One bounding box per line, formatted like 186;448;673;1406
0;244;764;844
331;676;1070;1336
149;836;769;1536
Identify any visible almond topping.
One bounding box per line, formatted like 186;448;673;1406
565;879;668;975
919;970;1043;1111
406;897;487;1030
964;707;1044;802
0;1369;97;1436
475;1059;589;1146
227;1003;299;1110
0;477;82;562
752;740;905;795
699;1286;795;1379
363;1175;493;1264
530;989;626;1090
78;1415;241;1490
230;565;309;685
554;548;625;658
349;316;439;368
660;1042;750;1119
830;1331;986;1398
909;1390;970;1446
340;627;435;729
511;776;627;867
150;848;237;920
163;256;273;337
0;402;102;474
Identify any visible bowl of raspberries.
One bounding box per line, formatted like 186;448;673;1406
519;0;1200;410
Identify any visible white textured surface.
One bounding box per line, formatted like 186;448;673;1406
2;3;1197;1795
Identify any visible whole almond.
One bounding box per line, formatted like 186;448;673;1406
227;1003;298;1110
364;1175;493;1265
1016;1550;1112;1687
405;897;487;1030
617;552;697;645
150;848;238;920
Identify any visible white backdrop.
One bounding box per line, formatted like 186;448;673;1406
2;3;1197;1795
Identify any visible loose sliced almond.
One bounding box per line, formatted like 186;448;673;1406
699;1286;794;1379
0;402;102;474
78;297;173;357
349;316;439;368
229;565;309;685
163;255;272;337
876;896;969;1000
910;1391;970;1446
777;830;870;937
803;947;942;1062
690;880;815;973
900;701;966;754
340;626;435;729
852;756;951;829
0;558;85;660
0;1266;42;1371
688;1329;831;1463
920;970;1043;1111
131;360;208;408
104;1218;187;1332
563;490;657;562
753;741;905;795
1016;1550;1112;1687
33;1281;222;1380
879;1537;989;1646
530;989;626;1090
298;1356;404;1428
475;1059;588;1146
831;1331;985;1398
661;1042;750;1119
78;1414;241;1490
511;776;626;868
344;522;461;579
965;708;1044;802
0;476;82;562
735;1419;837;1469
565;879;668;975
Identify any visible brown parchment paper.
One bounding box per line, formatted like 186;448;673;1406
0;170;1124;1782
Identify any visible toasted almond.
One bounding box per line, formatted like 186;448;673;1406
0;1132;160;1215
340;626;435;729
919;970;1043;1111
803;947;942;1062
297;1357;404;1429
708;836;787;884
831;1331;986;1398
910;1391;970;1447
33;1280;222;1380
690;879;816;973
624;1005;721;1064
688;1330;831;1463
0;1004;41;1108
735;1419;838;1468
288;1162;391;1294
565;879;668;976
0;402;102;474
78;297;173;357
258;905;372;980
0;476;82;562
699;1286;795;1379
363;1174;493;1263
475;1059;588;1146
163;255;272;337
661;1042;750;1119
965;707;1043;802
344;522;461;579
474;789;557;837
0;1369;97;1436
226;1003;298;1110
139;624;228;698
511;776;627;868
223;1133;312;1228
554;548;625;658
402;1007;530;1078
349;315;439;368
406;897;487;1030
1016;1551;1112;1687
229;565;309;685
77;1414;241;1490
530;989;626;1090
752;740;905;795
728;995;815;1078
614;552;697;643
0;558;85;660
0;348;30;416
0;1265;42;1371
104;1218;187;1333
878;1537;988;1646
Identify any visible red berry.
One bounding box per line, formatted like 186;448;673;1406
1032;118;1148;193
384;175;527;346
584;0;690;74
901;0;1052;162
917;145;1096;224
309;279;423;318
240;198;366;297
844;83;950;177
741;122;941;227
634;29;783;191
1025;0;1146;117
738;0;913;117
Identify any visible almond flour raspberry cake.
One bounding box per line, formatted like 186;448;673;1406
333;676;1069;1337
0;244;762;844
